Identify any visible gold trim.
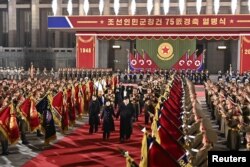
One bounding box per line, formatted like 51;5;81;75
78;36;94;43
77;21;98;24
237;20;250;23
243;36;250;43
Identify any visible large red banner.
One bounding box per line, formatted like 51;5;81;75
67;15;250;30
240;36;250;73
76;36;95;68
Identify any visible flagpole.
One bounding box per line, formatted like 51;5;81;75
127;49;130;73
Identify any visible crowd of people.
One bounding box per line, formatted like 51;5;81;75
205;76;250;151
1;65;249;166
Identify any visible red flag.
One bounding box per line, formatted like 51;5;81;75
18;98;40;132
158;113;183;140
142;50;158;70
129;50;140;70
0;105;20;144
52;91;64;128
172;51;189;70
158;123;186;161
148;140;179;167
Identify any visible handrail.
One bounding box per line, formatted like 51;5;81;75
0;47;75;53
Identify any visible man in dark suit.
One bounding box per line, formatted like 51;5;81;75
89;95;101;134
116;96;135;142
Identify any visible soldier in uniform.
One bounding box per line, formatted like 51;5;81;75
0;67;3;80
139;69;144;81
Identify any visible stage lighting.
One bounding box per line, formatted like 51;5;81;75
52;0;58;16
112;45;121;49
147;0;153;15
67;0;73;16
214;0;220;15
179;0;185;15
163;0;169;15
217;46;227;50
84;0;89;15
99;0;104;15
196;0;202;15
231;0;237;14
131;0;136;16
114;0;120;15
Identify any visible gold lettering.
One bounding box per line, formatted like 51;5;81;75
165;18;169;25
192;18;199;25
147;18;155;26
108;19;114;26
244;49;250;55
155;18;162;26
176;18;183;25
116;18;123;26
139;18;146;26
132;18;139;25
202;18;210;25
184;18;191;26
211;18;218;25
124;19;131;26
219;18;226;25
80;48;92;53
170;18;175;25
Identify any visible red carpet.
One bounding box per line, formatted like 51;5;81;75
22;116;145;167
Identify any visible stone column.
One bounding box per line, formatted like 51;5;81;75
31;0;39;47
154;0;161;15
206;0;213;14
8;0;17;47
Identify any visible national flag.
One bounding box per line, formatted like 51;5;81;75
0;104;20;144
129;50;140;70
195;49;206;72
186;50;198;69
172;50;189;70
18;97;40;132
36;95;56;144
142;50;158;71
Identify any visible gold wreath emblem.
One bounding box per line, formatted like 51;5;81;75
157;43;174;61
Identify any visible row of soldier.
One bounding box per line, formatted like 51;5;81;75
205;78;250;151
0;66;55;80
218;70;250;83
119;68;210;85
0;70;167;154
126;74;217;166
58;68;112;80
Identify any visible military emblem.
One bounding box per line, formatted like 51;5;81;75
195;60;201;67
187;60;192;66
179;60;185;66
157;43;174;61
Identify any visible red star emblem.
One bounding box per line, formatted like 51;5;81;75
162;46;169;54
